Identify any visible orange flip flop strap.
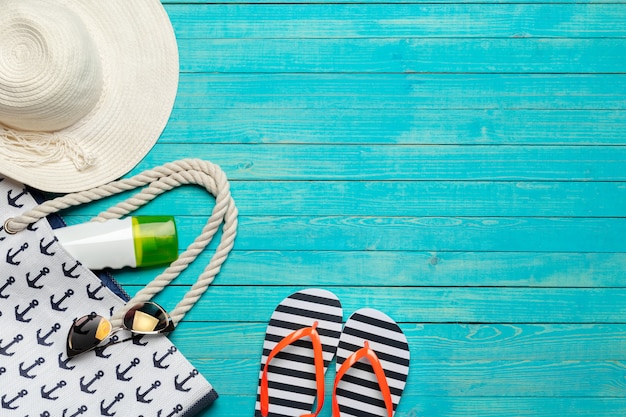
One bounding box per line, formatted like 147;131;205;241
332;341;394;417
260;321;326;417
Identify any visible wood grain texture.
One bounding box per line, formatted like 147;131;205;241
172;74;626;109
84;2;626;415
161;109;626;145
170;322;626;361
118;285;626;324
177;38;626;73
111;251;626;287
64;180;626;216
165;4;626;39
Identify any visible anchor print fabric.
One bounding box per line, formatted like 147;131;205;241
0;177;217;416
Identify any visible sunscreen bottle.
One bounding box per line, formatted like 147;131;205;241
54;216;178;270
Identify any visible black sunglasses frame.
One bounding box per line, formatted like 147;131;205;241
66;302;174;358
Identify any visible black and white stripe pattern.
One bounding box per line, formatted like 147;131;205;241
255;289;343;417
334;308;410;417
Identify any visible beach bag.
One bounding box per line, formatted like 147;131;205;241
0;159;238;416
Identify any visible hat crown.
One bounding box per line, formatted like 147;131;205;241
0;0;103;132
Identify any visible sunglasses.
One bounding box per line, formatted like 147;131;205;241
66;302;174;358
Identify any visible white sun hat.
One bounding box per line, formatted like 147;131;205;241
0;0;179;192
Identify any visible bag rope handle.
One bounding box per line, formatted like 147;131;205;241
4;159;238;328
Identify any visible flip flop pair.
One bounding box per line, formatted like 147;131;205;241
255;289;410;417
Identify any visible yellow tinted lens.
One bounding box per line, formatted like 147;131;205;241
131;310;160;332
123;302;171;334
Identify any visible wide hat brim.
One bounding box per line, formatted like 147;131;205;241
0;0;179;193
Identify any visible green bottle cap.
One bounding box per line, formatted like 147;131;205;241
132;216;178;267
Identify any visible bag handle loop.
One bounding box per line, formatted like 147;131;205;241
4;159;238;328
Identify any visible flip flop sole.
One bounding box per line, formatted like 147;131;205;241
255;288;343;417
335;308;410;417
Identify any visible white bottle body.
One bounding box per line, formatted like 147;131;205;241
54;218;136;269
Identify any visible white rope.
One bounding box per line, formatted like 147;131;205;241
5;159;238;328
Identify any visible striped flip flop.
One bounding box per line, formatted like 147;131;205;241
255;289;344;417
333;308;410;417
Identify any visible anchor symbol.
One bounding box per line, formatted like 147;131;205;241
6;242;28;265
41;412;51;417
50;289;74;311
39;237;57;256
27;222;38;231
0;276;15;298
37;323;61;346
100;393;124;417
153;346;177;369
15;299;39;322
7;188;27;207
131;333;148;346
62;405;88;417
95;334;119;358
174;369;199;392
79;370;104;394
19;357;45;379
136;380;161;403
1;389;27;410
0;334;23;356
40;380;66;400
116;357;140;381
58;352;75;370
86;282;105;300
62;260;81;278
157;404;183;417
26;267;50;289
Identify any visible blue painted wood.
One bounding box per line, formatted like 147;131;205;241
66;214;626;252
91;2;626;415
165;4;626;39
172;74;626;110
109;251;626;287
161;109;626;145
177;38;626;73
63;180;626;217
131;144;626;181
120;285;626;324
173;357;626;397
170;322;626;361
165;0;626;4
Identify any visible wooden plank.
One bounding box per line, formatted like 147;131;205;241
109;251;626;288
205;395;626;417
119;286;626;323
166;4;626;39
231;216;626;252
62;215;626;252
401;397;626;417
62;181;626;217
174;74;626;110
170;322;626;361
228;181;626;216
162;108;626;145
179;38;626;73
129;144;626;181
188;357;626;397
164;0;626;5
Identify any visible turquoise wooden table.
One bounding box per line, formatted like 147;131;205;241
66;1;626;416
